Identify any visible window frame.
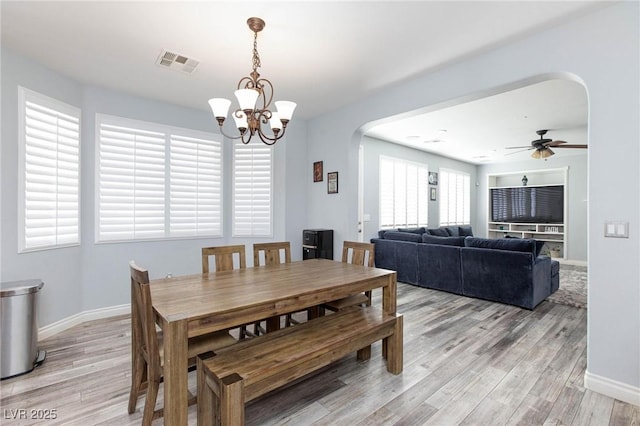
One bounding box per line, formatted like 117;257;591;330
95;113;223;243
378;155;429;230
439;168;471;227
18;86;81;252
232;140;274;238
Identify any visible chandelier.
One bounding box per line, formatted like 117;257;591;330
208;17;296;145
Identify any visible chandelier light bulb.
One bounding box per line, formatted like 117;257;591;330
233;111;248;132
269;112;282;132
208;98;231;120
275;101;297;122
234;89;259;111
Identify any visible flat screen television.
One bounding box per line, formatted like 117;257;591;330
491;185;564;223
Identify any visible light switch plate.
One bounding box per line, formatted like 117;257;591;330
604;221;629;238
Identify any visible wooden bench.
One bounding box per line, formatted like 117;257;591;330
196;306;403;426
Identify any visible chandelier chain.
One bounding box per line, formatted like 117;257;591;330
252;31;261;74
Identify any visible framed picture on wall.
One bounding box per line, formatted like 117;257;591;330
313;161;323;182
430;186;437;201
327;171;338;194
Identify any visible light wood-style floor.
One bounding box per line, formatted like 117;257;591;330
1;283;637;425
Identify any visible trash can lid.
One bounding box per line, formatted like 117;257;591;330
0;279;44;297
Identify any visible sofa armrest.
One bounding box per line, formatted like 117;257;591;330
461;247;552;309
371;238;418;284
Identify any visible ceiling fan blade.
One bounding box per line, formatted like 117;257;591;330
505;146;532;150
554;144;588;149
505;148;531;156
546;140;567;147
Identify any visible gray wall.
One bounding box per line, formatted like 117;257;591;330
1;47;308;324
361;136;478;241
305;2;639;400
478;154;588;262
1;2;637;404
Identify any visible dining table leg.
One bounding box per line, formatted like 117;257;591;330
381;272;397;359
162;314;189;426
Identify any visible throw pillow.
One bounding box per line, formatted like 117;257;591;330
458;225;474;237
444;226;460;236
426;228;449;237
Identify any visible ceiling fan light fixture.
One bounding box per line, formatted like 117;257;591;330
541;148;554;158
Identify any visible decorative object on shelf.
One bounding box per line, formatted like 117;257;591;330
313;161;323;182
327;171;339;194
430;187;437;201
208;17;296;146
549;247;562;258
522;175;528;186
428;171;438;185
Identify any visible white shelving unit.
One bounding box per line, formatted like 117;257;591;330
487;222;565;258
487;168;568;259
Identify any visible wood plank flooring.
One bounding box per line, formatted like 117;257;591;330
1;283;637;425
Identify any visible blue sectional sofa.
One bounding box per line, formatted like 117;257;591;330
371;226;560;310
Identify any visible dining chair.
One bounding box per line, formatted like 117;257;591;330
201;245;260;339
127;261;236;426
252;242;302;328
321;241;375;314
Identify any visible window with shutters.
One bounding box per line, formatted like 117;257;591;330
439;168;471;226
233;141;273;237
18;87;80;252
379;156;428;229
96;114;222;242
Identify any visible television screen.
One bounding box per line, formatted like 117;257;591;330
491;185;564;223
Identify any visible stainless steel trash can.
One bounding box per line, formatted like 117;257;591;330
1;279;46;379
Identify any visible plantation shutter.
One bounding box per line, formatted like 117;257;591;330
97;119;166;241
169;133;222;237
233;142;273;237
439;169;470;226
379;156;428;229
19;87;80;251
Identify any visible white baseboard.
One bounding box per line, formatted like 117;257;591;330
38;304;130;341
584;370;640;407
559;259;588;267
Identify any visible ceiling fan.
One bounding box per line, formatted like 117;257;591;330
506;129;588;159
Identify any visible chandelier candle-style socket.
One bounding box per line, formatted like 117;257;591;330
208;17;296;145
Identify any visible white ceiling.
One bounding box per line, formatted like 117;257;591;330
1;1;602;163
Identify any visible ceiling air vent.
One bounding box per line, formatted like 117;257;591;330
156;49;199;74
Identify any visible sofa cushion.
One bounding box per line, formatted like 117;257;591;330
421;234;465;246
382;231;423;242
464;236;537;255
426;227;449;237
397;227;426;235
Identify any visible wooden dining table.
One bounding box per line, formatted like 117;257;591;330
147;258;398;426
